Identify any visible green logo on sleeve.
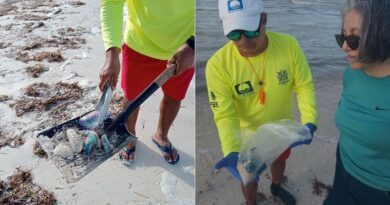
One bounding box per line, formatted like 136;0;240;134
210;91;219;108
211;91;216;101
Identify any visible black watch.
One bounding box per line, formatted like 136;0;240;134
185;36;195;51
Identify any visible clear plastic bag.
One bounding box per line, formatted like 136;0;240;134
237;119;311;185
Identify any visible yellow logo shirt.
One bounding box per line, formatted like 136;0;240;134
206;31;317;156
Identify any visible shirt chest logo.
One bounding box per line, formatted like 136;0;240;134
234;81;254;96
277;69;289;85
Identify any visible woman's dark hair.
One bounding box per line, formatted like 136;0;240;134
343;0;390;64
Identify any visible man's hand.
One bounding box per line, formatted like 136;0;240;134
215;152;242;181
99;47;121;91
289;123;317;148
167;43;194;76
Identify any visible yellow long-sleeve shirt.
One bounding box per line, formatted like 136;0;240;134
100;0;194;60
206;31;317;156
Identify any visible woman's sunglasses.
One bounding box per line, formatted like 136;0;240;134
335;34;360;50
227;29;260;41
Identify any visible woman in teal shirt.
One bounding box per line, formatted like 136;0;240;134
324;0;390;204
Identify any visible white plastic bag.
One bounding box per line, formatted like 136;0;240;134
237;119;311;185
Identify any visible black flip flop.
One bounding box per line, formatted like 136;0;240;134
152;139;180;165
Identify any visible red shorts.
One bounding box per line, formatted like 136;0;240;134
275;148;291;162
121;44;194;101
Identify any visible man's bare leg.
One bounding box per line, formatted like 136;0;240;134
270;160;296;205
152;94;180;162
242;181;258;205
118;97;139;161
271;160;286;184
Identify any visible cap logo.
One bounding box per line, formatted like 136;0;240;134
227;0;244;13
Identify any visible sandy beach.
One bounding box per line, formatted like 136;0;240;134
0;0;195;204
195;0;345;204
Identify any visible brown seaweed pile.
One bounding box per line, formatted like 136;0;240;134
69;1;86;7
57;27;86;37
21;42;42;51
19;0;60;10
18;27;87;51
26;64;48;78
2;23;15;31
312;177;332;196
0;1;17;17
15;14;49;21
0;129;24;149
0;42;11;49
110;93;124;116
24;82;50;97
11;82;83;117
42;36;86;49
0;168;57;205
0;0;62;23
24;21;45;33
33;140;47;159
16;51;64;63
48;103;69;121
50;27;87;49
0;95;11;102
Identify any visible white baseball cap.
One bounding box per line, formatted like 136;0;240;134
218;0;264;35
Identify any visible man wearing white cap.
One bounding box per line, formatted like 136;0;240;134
206;0;317;204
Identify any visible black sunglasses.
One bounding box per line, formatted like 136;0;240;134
335;34;360;50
